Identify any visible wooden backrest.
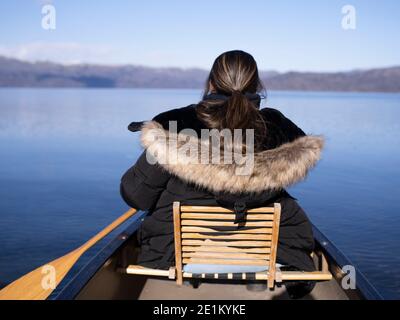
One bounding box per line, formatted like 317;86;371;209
172;202;281;286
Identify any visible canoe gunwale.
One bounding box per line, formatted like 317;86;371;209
312;225;383;300
50;211;146;300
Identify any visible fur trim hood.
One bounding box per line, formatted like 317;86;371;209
140;120;324;193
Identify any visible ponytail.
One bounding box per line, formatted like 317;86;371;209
196;50;267;150
224;91;264;132
197;91;266;150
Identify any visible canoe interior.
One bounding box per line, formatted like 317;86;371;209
52;212;382;300
74;238;347;300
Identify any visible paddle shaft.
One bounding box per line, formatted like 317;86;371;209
79;208;137;253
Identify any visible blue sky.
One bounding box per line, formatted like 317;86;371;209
0;0;399;71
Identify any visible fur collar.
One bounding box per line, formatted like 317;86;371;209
140;121;324;193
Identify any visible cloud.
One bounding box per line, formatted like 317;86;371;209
0;42;115;65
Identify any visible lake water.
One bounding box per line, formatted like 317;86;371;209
0;88;399;299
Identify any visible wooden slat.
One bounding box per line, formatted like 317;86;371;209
181;213;274;220
124;265;171;277
181;226;272;234
122;267;332;282
280;271;332;281
181;233;272;240
181;239;271;247
182;252;270;260
181;220;273;227
182;246;271;254
183;258;268;266
180;206;275;213
173;202;183;285
267;203;281;288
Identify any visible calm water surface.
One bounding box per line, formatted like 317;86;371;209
0;88;399;299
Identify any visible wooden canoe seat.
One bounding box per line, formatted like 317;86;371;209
123;202;332;289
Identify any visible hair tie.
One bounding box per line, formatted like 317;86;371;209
231;90;242;96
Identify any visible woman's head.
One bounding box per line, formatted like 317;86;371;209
205;50;263;95
198;50;266;149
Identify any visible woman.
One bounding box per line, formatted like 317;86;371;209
121;50;324;298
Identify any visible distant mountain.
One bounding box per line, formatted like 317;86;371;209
1;56;399;92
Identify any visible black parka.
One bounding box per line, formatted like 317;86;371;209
120;94;324;296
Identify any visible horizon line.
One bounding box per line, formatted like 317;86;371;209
1;54;399;75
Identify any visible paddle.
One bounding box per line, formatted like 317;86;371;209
0;208;137;300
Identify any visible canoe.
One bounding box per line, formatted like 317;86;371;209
50;210;383;300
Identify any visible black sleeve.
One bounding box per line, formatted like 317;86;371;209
120;152;170;210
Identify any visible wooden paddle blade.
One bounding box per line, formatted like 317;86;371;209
0;248;82;300
0;208;137;300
